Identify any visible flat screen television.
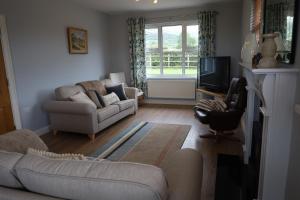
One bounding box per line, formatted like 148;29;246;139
199;56;231;92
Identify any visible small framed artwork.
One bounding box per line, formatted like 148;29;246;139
67;27;88;54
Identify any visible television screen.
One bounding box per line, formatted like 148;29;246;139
199;56;230;92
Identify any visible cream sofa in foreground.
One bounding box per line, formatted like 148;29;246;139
0;129;203;200
45;79;138;141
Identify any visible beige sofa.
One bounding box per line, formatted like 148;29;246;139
0;129;203;200
45;80;138;141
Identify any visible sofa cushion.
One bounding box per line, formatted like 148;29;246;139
97;105;120;122
15;153;168;200
101;92;120;106
106;84;128;101
0;151;24;188
86;90;103;108
70;92;97;109
113;99;135;111
0;129;48;154
55;85;85;101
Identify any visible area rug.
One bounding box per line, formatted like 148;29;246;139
90;122;191;167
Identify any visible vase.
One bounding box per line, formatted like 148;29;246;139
257;33;278;68
241;33;258;64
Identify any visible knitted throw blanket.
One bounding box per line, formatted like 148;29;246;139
196;99;227;112
77;81;107;96
27;148;87;160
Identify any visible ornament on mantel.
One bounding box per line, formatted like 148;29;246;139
257;33;278;68
241;33;258;65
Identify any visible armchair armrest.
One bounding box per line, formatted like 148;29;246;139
193;105;210;113
44;101;96;115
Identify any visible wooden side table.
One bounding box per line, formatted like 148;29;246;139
137;92;144;106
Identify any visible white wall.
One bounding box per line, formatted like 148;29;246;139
108;1;243;84
0;0;110;130
241;0;300;199
285;1;300;196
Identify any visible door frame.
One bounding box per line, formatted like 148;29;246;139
0;15;22;129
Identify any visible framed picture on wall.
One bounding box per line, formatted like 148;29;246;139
67;27;88;54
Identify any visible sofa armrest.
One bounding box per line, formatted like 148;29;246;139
44;101;98;134
15;155;168;200
124;87;138;99
124;87;139;111
0;129;48;154
44;101;96;115
162;149;203;200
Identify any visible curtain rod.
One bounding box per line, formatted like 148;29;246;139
146;14;197;21
145;11;218;23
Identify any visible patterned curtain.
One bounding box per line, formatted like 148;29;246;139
197;11;217;88
266;3;288;39
127;17;147;94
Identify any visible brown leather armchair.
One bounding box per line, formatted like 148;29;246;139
194;77;248;141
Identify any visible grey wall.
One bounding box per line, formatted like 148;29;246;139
108;1;243;84
241;0;300;199
0;0;110;130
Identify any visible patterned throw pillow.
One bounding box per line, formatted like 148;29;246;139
102;92;120;106
106;84;128;101
86;90;103;109
27;148;87;161
70;91;97;109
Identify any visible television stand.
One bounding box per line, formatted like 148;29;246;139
196;88;226;101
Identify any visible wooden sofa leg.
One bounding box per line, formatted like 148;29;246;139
53;130;58;136
88;134;95;142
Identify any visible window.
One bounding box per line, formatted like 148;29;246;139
286;16;294;41
145;22;199;78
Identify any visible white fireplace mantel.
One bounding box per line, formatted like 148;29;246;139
240;62;299;200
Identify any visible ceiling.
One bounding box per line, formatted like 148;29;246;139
69;0;238;14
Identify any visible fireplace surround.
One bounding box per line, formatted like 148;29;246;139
240;63;299;200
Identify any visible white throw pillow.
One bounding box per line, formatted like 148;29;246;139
102;92;120;106
70;91;97;109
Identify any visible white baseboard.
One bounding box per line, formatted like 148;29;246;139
35;126;50;136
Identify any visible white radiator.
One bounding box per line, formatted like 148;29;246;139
147;79;196;99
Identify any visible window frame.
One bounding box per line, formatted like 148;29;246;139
145;20;198;79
